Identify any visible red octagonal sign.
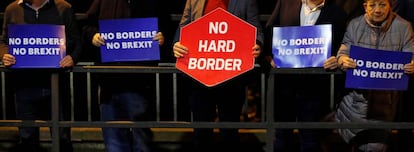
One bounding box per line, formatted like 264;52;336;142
176;8;257;87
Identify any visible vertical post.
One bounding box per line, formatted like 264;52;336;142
1;72;6;120
261;73;266;121
70;72;74;121
173;73;178;121
265;73;275;152
156;73;160;122
51;73;60;152
87;72;92;121
330;74;335;110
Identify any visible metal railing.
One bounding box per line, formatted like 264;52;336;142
1;63;413;152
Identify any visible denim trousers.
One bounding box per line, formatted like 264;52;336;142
14;88;73;152
100;91;151;152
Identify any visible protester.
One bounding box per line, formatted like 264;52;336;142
335;0;414;151
264;0;347;151
82;0;168;151
393;0;414;151
172;0;264;151
0;0;82;151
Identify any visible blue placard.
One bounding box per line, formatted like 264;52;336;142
345;45;412;90
272;24;332;68
7;24;66;68
99;18;160;63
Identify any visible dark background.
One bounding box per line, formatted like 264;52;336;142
1;0;277;62
0;0;276;121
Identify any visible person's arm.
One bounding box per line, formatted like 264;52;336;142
245;0;264;47
60;4;82;67
0;4;11;60
262;0;281;68
0;22;9;60
173;0;193;44
82;0;101;47
337;44;356;71
1;3;15;66
404;60;414;75
172;0;193;58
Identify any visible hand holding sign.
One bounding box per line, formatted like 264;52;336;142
345;45;411;90
403;60;414;74
2;54;16;67
98;18;160;63
338;55;356;70
7;24;66;68
176;8;257;87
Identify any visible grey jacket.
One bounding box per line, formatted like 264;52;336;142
337;13;414;58
336;13;414;122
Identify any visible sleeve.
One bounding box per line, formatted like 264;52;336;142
82;0;100;46
246;0;263;46
263;0;281;59
0;4;13;59
173;0;192;44
337;18;357;58
401;20;414;59
62;6;82;64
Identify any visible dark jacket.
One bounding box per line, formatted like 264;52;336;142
264;0;347;102
82;0;169;92
1;0;81;62
82;0;170;64
265;0;347;56
0;0;82;88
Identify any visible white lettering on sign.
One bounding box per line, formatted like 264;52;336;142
188;58;242;71
22;38;64;45
209;22;228;34
121;41;153;49
352;69;404;79
293;47;327;55
369;71;404;79
12;48;26;55
365;61;404;70
27;48;60;55
198;40;235;52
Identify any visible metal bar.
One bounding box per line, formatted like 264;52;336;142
70;72;74;121
87;72;92;121
261;73;266;122
265;74;275;152
53;121;414;129
156;73;160;122
51;73;60;152
1;72;6;120
173;73;178;121
2;120;414;129
330;74;335;110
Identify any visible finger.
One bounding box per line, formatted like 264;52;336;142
174;52;184;58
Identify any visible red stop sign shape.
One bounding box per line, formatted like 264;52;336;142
176;8;257;87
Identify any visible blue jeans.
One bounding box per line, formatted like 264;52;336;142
100;91;151;152
15;88;72;152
